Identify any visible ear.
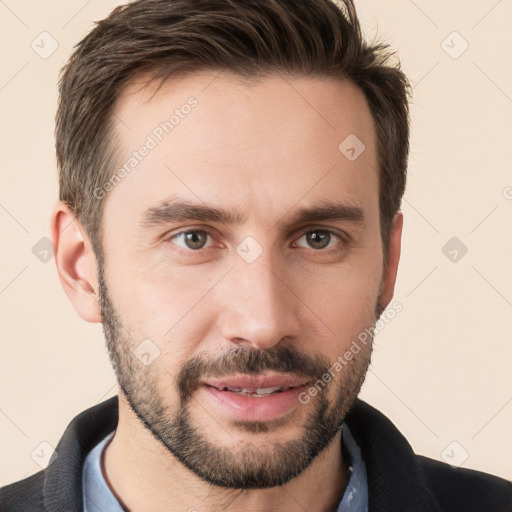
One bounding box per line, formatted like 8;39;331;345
378;212;403;311
50;200;102;323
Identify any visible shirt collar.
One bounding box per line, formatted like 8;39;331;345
335;422;369;512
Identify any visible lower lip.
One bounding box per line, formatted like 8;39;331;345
200;384;310;423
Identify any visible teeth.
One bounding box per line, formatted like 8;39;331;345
217;386;288;395
253;386;284;395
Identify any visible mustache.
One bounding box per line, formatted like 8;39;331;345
176;345;331;403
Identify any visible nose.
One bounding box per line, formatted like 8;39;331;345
218;256;301;351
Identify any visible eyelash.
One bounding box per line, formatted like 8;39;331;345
166;227;349;255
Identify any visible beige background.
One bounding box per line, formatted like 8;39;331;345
1;0;511;486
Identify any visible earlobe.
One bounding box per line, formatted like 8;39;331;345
378;212;403;312
50;200;102;323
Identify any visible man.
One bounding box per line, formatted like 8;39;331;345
1;0;510;510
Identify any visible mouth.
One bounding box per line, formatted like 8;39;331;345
201;374;310;394
204;384;296;397
199;374;312;422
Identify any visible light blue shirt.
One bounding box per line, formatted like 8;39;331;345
82;424;368;512
337;423;369;512
82;431;122;512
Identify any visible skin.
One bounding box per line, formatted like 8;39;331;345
51;71;402;512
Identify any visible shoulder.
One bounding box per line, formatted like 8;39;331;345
0;470;46;511
417;455;512;511
345;399;512;511
0;397;119;511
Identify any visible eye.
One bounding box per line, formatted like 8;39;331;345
169;229;214;250
294;229;342;250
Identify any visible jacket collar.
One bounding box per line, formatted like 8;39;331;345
43;396;119;511
345;399;442;511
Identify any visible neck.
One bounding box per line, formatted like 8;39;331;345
102;394;349;512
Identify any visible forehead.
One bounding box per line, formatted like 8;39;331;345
104;71;379;229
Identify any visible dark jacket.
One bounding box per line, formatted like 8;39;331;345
1;396;511;511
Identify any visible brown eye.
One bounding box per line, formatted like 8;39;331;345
306;231;330;249
295;230;341;250
171;230;212;250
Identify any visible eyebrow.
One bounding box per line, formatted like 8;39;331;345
139;197;365;230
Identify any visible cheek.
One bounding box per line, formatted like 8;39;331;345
106;253;225;342
298;262;381;353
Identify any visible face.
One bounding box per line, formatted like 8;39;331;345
97;71;388;489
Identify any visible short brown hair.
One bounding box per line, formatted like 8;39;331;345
56;0;410;262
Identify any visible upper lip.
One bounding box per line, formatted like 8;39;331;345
202;374;311;390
